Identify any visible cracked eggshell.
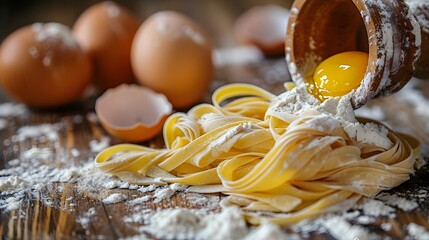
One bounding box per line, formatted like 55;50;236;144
95;84;172;142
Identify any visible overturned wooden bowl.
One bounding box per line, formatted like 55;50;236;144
285;0;426;108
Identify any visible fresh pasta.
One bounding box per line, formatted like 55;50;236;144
95;83;418;225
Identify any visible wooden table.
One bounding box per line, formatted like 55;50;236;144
1;1;429;239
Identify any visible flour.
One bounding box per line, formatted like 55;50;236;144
130;196;151;205
89;136;110;152
183;26;205;45
376;192;419;211
406;0;429;33
245;223;295;240
381;222;392;231
0;103;27;117
22;147;54;163
342;121;392;149
0;196;23;211
32;23;78;49
102;193;128;204
0;176;26;191
77;207;96;230
0;118;7;130
137;207;248;240
323;216;372;240
153;183;187;203
291;212;375;240
407;223;429;240
212;46;264;67
17;124;59;141
358;199;396;217
268;85;393;148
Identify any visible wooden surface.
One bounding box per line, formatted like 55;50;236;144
1;1;429;239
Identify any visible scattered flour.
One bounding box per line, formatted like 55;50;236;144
268;86;393;148
102;193;127;204
17;124;59;141
245;223;295;240
213;46;264;67
405;0;429;33
407;223;429;240
153;183;187;203
89;136;110;152
376;192;419;211
0;118;7;130
137;207;249;240
130;196;151;205
0;176;26;191
32;22;78;48
359;199;396;217
77;207;97;230
323;216;372;240
0;103;27;117
381;222;392;231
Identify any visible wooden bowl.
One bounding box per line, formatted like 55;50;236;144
285;0;424;108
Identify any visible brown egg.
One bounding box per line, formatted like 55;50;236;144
95;84;172;142
0;23;92;108
234;5;290;56
73;1;140;89
131;11;213;109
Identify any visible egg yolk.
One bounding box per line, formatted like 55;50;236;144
309;51;368;101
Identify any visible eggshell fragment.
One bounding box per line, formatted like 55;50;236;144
95;84;172;142
73;1;140;90
0;23;92;108
131;11;213;108
234;5;290;56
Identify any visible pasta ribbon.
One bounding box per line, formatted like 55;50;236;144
95;83;418;225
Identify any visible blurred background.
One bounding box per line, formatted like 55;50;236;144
0;0;294;103
0;0;293;47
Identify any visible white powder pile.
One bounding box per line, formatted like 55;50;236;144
407;223;429;240
77;207;96;230
291;212;376;240
245;223;296;240
0;103;27;117
32;22;78;49
212;46;264;67
135;207;250;240
183;26;205;45
102;193;128;204
406;0;429;33
376;192;419;211
89;136;111;152
17;124;59;141
323;216;372;240
152;183;187;203
129;196;151;205
359;199;396;217
0;118;7;130
268;86;393;148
